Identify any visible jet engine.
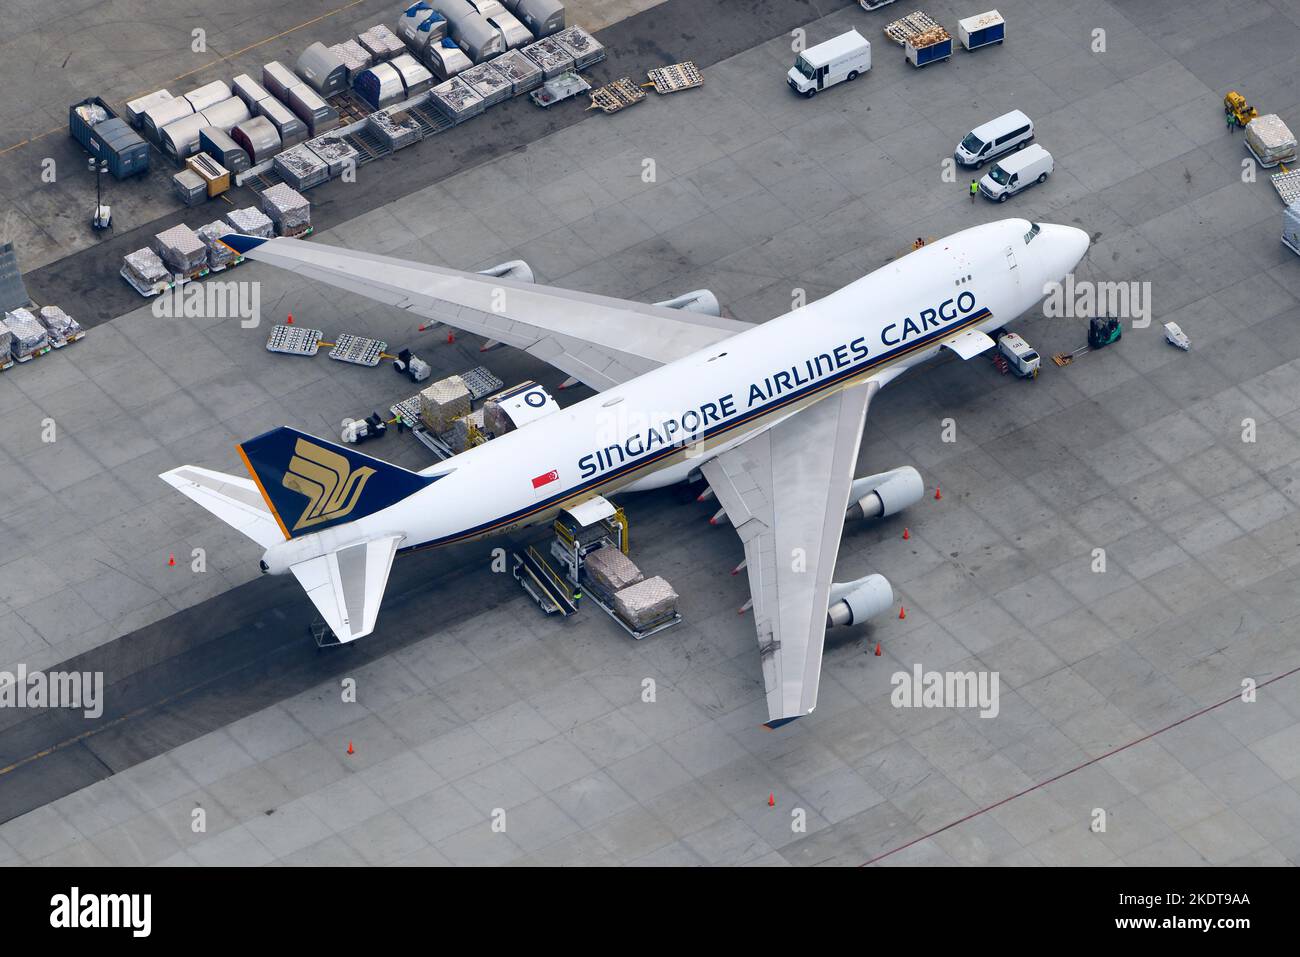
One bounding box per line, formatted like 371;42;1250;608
477;260;535;284
826;574;893;627
654;289;721;316
846;466;923;520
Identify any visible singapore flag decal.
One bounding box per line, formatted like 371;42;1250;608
531;469;560;493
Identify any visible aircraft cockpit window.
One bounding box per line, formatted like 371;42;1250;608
1024;222;1041;244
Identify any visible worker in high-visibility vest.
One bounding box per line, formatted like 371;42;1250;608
970;179;978;202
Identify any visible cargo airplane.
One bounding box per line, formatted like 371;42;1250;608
162;219;1088;727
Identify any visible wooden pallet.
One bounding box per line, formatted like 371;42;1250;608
588;77;646;113
884;10;943;45
644;61;703;94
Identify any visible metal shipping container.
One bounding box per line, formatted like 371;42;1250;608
232;74;273;109
471;1;531;48
69;96;114;151
160;113;208;159
432;0;505;62
390;54;435;97
125;89;173;128
957;10;1005;50
199;97;252;133
504;0;565;38
296;42;348;96
399;3;448;52
88;118;149;178
286;84;340;135
256;97;307;148
354;62;407;108
423;37;473;80
184;80;233;113
231;117;283;163
262;61;300;101
143;97;195;141
199;126;250;173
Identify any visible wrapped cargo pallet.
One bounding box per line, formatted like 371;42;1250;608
487;48;542;95
399;4;448;53
460;61;512;107
305;132;359;177
225;206;275;239
232;74;273;109
429;76;484;124
0;324;10;364
125;89;172;128
358;24;406;61
390;53;435;97
423;36;473;80
369;106;424;150
503;0;565;39
153;224;208;275
287;84;340;136
354;62;407;109
197;221;238;269
1246;114;1298;168
273;143;330;189
184;80;233;113
553;25;603;69
123;247;170;289
329;39;373;83
614;577;678;631
231;116;283;163
1284;202;1300;256
199;127;250;173
172;168;207;206
262;61;300;101
259;183;312;235
585;547;643;594
37;305;84;345
296;42;348;96
522;35;575;79
446;408;485;452
420;375;471;433
2;308;50;359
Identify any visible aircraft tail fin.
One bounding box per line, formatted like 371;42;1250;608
236;427;435;539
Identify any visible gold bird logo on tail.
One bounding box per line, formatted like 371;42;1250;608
282;438;377;531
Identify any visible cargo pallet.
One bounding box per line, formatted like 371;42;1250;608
577;571;681;640
588;78;646;114
1269;168;1300;205
1246;140;1295;170
884;11;944;44
644;61;703;95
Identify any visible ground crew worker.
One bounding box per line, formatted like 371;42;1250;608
970;179;978;202
1227;111;1235;133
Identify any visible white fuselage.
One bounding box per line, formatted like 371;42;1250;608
264;219;1087;568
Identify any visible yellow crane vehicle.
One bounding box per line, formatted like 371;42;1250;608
1225;91;1258;128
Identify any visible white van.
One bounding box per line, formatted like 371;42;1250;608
788;30;871;97
979;144;1053;201
954;109;1033;168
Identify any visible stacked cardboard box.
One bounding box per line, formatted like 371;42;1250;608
259;183;312;234
2;308;49;358
153;224;208;275
614;576;678;630
585;547;643;594
225;206;275;239
420;375;471;433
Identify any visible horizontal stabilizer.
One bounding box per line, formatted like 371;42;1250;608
159;465;285;549
290;535;403;643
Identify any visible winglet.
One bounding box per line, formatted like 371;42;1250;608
219;233;269;256
762;716;802;731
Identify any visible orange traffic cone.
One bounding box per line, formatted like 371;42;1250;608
874;642;882;656
167;553;175;567
347;741;354;756
286;313;293;325
768;793;775;808
898;606;906;620
934;487;942;500
902;527;910;540
447;330;455;344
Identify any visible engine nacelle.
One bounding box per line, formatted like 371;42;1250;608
826;574;893;628
847;466;923;520
654;289;721;316
477;260;535;284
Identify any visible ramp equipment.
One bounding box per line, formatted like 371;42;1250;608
643;62;703;94
588;77;646;113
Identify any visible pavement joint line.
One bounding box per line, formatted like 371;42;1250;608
858;664;1300;866
0;0;369;158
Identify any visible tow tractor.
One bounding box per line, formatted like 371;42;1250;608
513;496;682;639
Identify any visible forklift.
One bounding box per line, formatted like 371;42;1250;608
1224;91;1258;129
1052;316;1121;366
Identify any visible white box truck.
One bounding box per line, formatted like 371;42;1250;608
788;30;871;98
997;332;1039;378
979;144;1053;201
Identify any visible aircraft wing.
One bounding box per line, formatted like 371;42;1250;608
221;235;750;391
700;380;878;727
289;535;404;643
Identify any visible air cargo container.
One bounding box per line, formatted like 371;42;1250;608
125;89;173;128
423;36;473;80
256;97;307;148
184;80;233;113
231;116;283;163
906;27;952;66
262;61;300;101
296;42;348;96
286;84;339;136
470;1;531;48
390;53;435;97
354;62;407;108
199;126;250;173
399;3;448;52
503;0;565;37
199;97;251;133
160;113;208;159
232;74;273;109
432;0;505;62
142;97;195;141
957;10;1004;50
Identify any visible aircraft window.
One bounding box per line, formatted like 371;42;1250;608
1024;222;1041;244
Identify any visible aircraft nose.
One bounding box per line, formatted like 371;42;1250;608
1041;223;1089;274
